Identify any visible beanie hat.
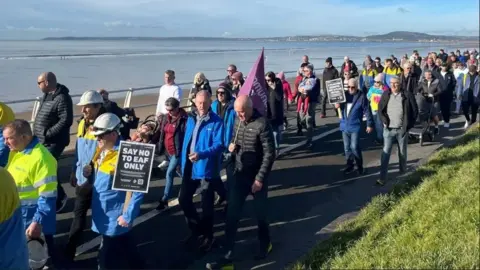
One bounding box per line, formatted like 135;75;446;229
326;57;333;63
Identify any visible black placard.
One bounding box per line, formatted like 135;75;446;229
326;78;346;104
112;141;155;193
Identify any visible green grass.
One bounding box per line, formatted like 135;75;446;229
292;124;480;269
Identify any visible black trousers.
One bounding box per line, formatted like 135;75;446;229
462;100;479;123
224;171;270;252
44;143;67;204
98;231;144;269
65;183;93;260
439;96;453;123
178;160;216;238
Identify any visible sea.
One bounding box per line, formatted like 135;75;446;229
0;39;471;111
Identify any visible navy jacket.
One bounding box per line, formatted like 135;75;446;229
338;91;373;133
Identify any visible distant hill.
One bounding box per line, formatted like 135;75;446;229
42;31;478;42
365;31;476;41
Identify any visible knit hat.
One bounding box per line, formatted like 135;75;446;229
277;71;286;80
326;57;333;63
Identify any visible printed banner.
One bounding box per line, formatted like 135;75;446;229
239;48;268;115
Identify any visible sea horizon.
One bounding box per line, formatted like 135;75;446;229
1;39;475;112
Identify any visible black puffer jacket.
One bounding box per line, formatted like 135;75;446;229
232;110;275;182
267;78;284;127
33;83;73;146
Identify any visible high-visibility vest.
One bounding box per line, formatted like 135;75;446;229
6;137;57;205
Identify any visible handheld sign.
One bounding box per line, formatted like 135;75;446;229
325;78;346;104
112;141;155;194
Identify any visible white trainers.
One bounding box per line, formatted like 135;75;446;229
444;122;450;128
157;160;169;169
464;121;470;129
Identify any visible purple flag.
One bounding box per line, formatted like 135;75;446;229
239;48;268;116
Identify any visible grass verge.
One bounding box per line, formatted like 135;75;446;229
292;124;480;269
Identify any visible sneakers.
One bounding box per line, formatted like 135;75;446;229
155;200;169;211
444;122;450;128
341;166;355;175
464;121;470;129
198;237;215;252
376;179;385;186
206;251;234;270
214;195;226;207
56;195;67;213
254;242;273;260
157;160;169;169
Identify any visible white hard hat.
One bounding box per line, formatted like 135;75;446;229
77;90;104;106
28;234;48;270
92;112;122;136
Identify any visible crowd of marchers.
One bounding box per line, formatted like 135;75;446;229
0;47;479;270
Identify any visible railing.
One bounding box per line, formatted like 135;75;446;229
4;65;341;137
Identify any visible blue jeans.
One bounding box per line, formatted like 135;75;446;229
372;112;384;141
163;154;180;202
272;125;283;149
380;128;408;181
342;131;363;169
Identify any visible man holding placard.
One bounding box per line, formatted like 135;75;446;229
334;79;374;175
82;113;144;269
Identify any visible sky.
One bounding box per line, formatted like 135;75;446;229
0;0;479;39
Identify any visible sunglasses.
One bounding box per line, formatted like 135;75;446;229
227;69;234;72
37;81;44;85
374;81;382;84
266;79;272;82
217;91;225;95
348;86;356;89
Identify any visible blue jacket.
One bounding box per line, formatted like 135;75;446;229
181;110;224;180
0;167;29;270
457;72;479;102
339;91;374;133
91;139;144;236
0;127;8;167
211;99;236;149
73;118;98;186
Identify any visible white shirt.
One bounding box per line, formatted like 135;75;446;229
156;84;182;115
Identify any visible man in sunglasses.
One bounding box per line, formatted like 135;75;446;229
34;72;73;214
335;79;373;175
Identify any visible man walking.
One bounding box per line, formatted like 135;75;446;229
207;95;276;269
377;76;418;186
335;79;373;175
178;90;225;252
321;57;340;118
34;72;73;213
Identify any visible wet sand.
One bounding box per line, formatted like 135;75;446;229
15;77;298;153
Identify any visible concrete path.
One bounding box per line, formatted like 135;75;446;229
52;107;468;269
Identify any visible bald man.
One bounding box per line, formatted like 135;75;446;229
207;95;275;269
34;72;73;213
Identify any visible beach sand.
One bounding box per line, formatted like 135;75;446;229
15;76;298;154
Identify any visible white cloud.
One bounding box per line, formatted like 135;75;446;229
222;32;232;37
3;25;67;32
104;21;133;27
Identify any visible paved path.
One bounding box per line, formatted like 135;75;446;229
52;107;468;269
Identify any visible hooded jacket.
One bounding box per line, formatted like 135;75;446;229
211;95;236;149
33;83;74;146
416;78;442;101
436;70;456;99
267;78;285;127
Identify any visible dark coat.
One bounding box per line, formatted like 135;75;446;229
378;90;419;133
33;83;73;146
267;78;285;127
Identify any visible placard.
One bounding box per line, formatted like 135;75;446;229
112;141;155;193
325;78;346;104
